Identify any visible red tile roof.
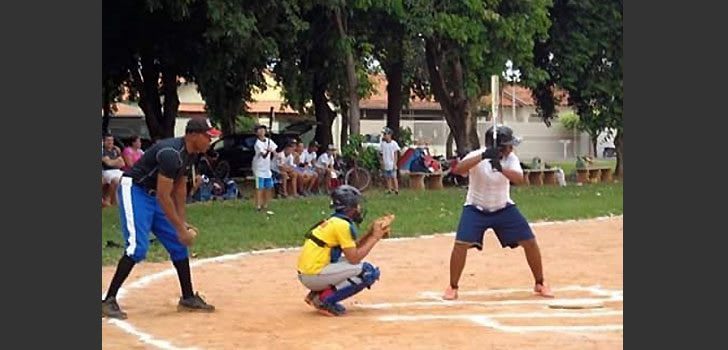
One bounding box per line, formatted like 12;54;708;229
361;74;568;110
116;74;568;117
176;101;298;115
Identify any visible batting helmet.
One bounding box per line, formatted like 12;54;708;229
330;185;363;212
382;126;394;135
485;126;521;148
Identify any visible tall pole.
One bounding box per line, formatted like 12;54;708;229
512;85;516;123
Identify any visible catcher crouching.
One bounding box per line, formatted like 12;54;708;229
296;185;394;316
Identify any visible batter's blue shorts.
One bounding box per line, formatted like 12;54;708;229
455;204;535;250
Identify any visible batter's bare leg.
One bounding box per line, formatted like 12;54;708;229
444;242;469;300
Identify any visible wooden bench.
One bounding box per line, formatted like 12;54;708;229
523;169;560;186
406;171;444;191
576;167;613;184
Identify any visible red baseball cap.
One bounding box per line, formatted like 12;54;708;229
186;118;221;137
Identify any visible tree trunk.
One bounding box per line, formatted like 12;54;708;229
383;60;403;141
445;107;468;153
465;102;480;150
591;135;598;158
614;129;623;179
160;68;179;139
133;55;164;141
102;102;112;136
313;72;334;147
220;116;236;137
424;38;477;153
333;6;361;137
446;130;454;158
219;97;242;137
340;102;349;146
218;103;238;148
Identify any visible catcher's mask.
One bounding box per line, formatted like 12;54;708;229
330;185;366;224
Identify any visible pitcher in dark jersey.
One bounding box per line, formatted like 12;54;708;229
102;118;221;319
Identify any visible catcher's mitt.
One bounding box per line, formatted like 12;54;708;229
358;213;396;241
374;213;396;238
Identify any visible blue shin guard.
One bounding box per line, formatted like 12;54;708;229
321;262;380;305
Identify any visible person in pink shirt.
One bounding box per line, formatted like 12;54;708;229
122;135;144;172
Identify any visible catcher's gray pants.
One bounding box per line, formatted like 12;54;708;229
298;260;364;291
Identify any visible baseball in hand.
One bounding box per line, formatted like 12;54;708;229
188;226;198;239
181;225;199;246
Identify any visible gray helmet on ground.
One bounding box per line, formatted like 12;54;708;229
330;185;363;212
485;125;521;147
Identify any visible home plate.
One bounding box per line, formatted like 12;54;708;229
547;300;605;310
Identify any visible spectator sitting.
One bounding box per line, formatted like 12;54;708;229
316;144;339;192
122;135;144;172
295;140;319;196
101;133;125;206
187;149;219;202
272;141;300;198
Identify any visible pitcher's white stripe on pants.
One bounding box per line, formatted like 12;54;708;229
120;177;137;257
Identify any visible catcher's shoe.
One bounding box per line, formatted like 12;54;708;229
317;301;346;317
442;286;458;300
304;291;320;308
178;292;216;312
534;282;555;298
102;297;128;320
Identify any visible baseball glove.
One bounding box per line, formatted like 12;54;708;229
358;213;396;241
374;213;396;238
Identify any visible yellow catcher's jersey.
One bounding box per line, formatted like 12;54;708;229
297;216;357;275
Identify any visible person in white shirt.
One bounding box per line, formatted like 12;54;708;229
296;141;320;195
442;125;554;301
272;141;299;198
252;125;277;212
316;144;338;191
378;127;401;195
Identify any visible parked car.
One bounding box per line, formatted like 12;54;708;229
106;116;154;150
210;121;315;178
361;133;381;151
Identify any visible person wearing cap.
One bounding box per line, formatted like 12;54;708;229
102;117;220;320
378;127;401;195
441;125;553;301
252;125;277;212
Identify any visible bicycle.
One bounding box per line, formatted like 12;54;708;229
343;158;372;191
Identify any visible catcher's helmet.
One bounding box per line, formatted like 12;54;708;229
330;185;363;212
485;125;521;147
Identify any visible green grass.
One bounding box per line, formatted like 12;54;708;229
102;183;623;265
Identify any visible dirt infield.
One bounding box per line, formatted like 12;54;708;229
102;216;623;350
